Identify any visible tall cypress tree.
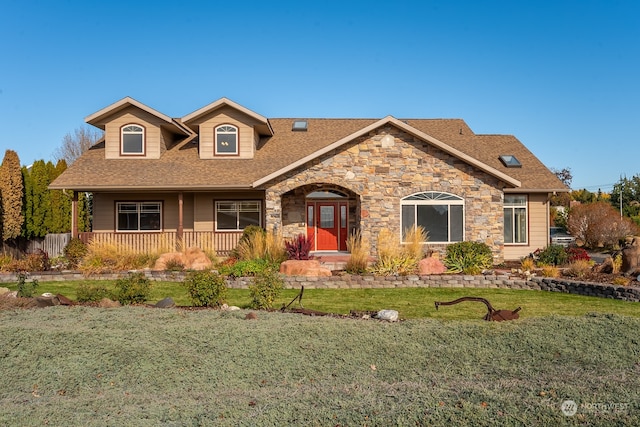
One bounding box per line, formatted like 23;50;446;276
0;150;24;242
49;160;71;233
29;160;52;238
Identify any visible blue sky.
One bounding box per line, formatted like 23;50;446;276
1;0;638;192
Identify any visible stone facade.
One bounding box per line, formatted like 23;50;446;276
259;125;506;262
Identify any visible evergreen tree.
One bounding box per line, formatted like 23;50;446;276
29;160;52;238
49;160;71;233
0;150;24;241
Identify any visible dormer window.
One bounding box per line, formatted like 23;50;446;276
121;124;145;155
215;125;238;156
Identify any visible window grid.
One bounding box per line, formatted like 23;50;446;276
215;125;238;155
215;201;261;231
121;124;145;155
116;202;161;232
504;195;528;244
401;192;464;243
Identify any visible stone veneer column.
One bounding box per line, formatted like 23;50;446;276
264;190;281;233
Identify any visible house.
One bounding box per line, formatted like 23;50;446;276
49;97;568;262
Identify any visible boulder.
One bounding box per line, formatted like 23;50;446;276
56;294;74;306
35;296;60;307
153;247;212;271
155;297;175;308
418;256;447;275
375;309;399;322
0;287;10;295
245;312;258;320
621;238;640;274
279;260;332;277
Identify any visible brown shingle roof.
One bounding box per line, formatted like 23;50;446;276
50;117;566;192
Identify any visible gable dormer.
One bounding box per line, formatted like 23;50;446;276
85;97;191;160
182;98;273;160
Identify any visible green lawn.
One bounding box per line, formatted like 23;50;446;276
6;280;640;320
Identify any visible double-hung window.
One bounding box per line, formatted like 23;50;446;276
121;124;145;155
216;201;261;231
117;202;161;231
215;125;238;155
504;195;527;244
401;192;464;243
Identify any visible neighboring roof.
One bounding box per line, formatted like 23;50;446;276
50;99;568;193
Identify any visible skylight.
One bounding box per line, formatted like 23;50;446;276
292;120;308;131
499;155;522;168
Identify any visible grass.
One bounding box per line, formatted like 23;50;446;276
3;281;640;320
0;307;639;426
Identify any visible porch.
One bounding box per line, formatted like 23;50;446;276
78;231;242;257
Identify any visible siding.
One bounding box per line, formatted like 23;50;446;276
196;106;261;159
504;193;550;260
103;106;165;159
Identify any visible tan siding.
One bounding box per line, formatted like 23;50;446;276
103;106;164;159
91;192;197;232
504;193;550;260
193;191;265;231
195;106;261;159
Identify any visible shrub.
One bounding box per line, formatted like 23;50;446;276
285;234;313;260
520;256;535;272
567;247;590;263
372;228;418;275
249;269;284;309
403;226;428;262
76;283;113;303
222;258;279;277
63;238;88;268
183;270;227;307
21;249;50;272
568;202;639;248
613;276;630;286
234;227;286;263
0;253;14;271
443;241;493;274
564;259;592;279
113;272;152;305
345;231;369;274
16;273;38;298
539;264;560;278
612;253;623;274
534;245;568;266
79;241;156;274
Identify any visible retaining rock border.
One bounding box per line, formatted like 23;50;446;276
1;271;639;303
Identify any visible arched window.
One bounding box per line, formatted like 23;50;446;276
121;124;145;155
215;125;238;155
401;192;464;243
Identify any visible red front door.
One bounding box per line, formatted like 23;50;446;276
306;201;348;251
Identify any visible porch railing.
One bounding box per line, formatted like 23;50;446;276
78;231;242;257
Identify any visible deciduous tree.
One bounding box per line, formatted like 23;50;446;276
53;125;102;165
568;202;638;248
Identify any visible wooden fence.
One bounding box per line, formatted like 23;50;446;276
26;233;72;258
78;231;242;257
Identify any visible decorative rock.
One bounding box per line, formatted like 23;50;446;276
376;309;399;322
41;292;54;297
279;260;332;277
153;247;212;271
0;287;9;295
98;298;121;308
621;237;640;274
155;297;175;308
35;296;60;307
418;256;447;275
56;294;74;305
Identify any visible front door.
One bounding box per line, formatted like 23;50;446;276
306;201;348;251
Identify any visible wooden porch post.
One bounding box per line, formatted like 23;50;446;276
177;192;184;242
71;191;78;238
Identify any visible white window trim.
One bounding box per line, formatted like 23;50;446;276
215;200;262;231
116;201;162;232
214;124;239;156
400;191;465;244
121;124;145;156
504;194;528;245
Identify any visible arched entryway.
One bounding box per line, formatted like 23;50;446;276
306;189;349;251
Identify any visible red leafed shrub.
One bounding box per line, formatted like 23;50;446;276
567;247;590;263
285;234;313;260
